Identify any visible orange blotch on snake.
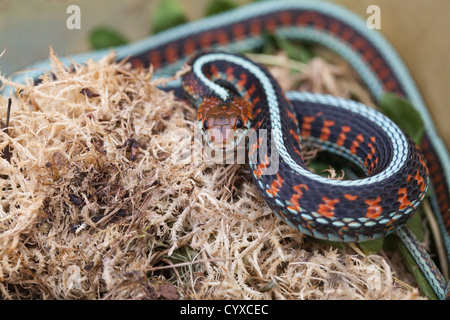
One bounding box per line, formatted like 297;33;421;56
317;197;340;218
365;197;382;219
266;173;284;197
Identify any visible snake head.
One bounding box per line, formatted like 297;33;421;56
198;95;252;150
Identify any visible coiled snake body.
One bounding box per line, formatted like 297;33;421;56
13;0;450;299
182;51;429;244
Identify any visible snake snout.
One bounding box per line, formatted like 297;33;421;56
207;125;238;150
199;99;251;150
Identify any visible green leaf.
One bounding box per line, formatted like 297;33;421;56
307;160;332;178
275;37;313;63
357;237;384;255
89;27;128;49
259;32;279;55
205;0;237;16
151;0;188;34
307;150;364;181
378;93;425;145
406;210;425;242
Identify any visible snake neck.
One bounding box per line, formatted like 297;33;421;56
182;51;301;151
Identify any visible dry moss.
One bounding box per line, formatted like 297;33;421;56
0;48;424;300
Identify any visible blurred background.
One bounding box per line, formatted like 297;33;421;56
0;0;448;147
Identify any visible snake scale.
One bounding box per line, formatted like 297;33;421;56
9;0;450;299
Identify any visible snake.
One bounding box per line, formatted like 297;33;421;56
8;0;450;299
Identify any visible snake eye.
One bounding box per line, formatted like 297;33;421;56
236;118;243;129
203;120;209;130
